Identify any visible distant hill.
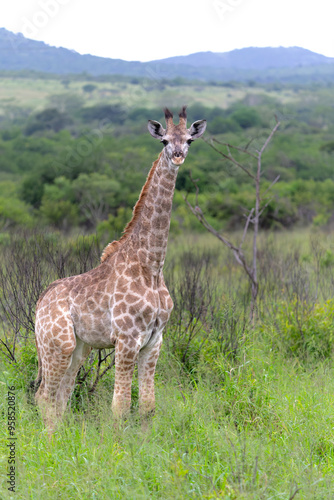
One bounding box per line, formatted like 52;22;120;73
153;47;334;69
0;28;145;76
1;28;334;83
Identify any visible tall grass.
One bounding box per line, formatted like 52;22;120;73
1;345;334;498
1;228;334;499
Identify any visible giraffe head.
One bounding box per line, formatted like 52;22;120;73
148;106;207;166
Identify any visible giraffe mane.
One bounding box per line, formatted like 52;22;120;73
100;152;162;263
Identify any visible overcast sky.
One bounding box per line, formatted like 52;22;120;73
1;0;334;61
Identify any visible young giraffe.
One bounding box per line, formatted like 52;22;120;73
34;106;206;434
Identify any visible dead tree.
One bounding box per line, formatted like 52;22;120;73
184;118;280;320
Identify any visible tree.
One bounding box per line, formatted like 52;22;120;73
185;118;280;320
230;107;262;129
72;173;121;227
82;84;97;96
0;195;33;232
25;108;72;135
39;177;78;229
79;104;127;124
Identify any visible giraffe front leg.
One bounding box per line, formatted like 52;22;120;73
138;333;163;417
112;334;141;419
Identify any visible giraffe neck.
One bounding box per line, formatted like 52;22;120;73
101;150;178;273
131;149;177;272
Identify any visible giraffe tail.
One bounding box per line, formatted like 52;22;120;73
27;339;42;399
34;356;42;391
34;341;43;391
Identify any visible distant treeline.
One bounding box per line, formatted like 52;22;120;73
1;69;334;91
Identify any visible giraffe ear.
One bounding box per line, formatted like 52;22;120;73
148;120;165;139
189;120;207;139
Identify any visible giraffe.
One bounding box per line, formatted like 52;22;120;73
34;106;207;435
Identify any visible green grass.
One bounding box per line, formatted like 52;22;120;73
1;342;334;499
0;76;299;113
1;229;334;499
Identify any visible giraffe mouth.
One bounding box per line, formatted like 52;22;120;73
171;156;185;166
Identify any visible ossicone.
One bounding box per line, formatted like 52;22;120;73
178;106;187;120
164;108;173;121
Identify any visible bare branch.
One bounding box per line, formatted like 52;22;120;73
262;174;280;198
240;208;254;249
259;119;281;155
208;137;258;159
208;139;256;180
183;195;256;287
186;116;280;321
258;196;275;219
289;486;301;500
89;352;115;394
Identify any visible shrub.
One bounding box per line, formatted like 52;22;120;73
79;104;127;124
0;231;100;364
25;108;72;135
82;84;97;94
40;199;78;229
165;250;218;369
230;107;262;129
209;116;241;134
267;298;334;359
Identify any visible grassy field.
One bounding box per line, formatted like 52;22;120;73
0;76;300;113
1;229;334;499
1;351;334;499
0;70;334;498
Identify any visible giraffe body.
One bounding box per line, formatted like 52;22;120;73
35;107;206;434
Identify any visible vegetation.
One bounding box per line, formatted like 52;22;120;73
1;230;334;498
0;74;334;238
0;71;334;498
186;118;281;318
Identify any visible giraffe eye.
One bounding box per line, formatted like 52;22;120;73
161;139;169;146
187;139;193;145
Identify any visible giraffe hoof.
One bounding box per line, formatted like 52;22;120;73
140;408;155;420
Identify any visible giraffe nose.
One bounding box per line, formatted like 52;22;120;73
173;150;183;157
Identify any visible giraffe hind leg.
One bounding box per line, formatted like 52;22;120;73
55;338;92;417
138;333;163;417
35;315;77;436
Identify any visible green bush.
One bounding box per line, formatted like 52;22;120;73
79;104;127;124
25;108;72;135
4;338;38;391
96;206;133;242
209;116;241;134
0;183;34;229
230;107;262;129
321;249;334;268
268;298;334;359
